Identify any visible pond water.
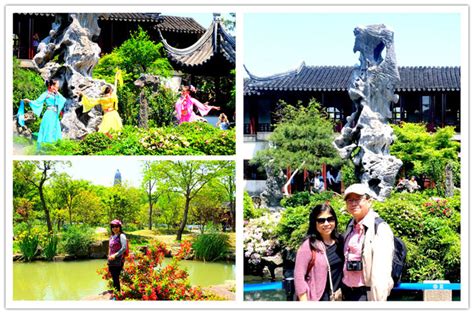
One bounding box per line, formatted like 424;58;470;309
14;259;235;300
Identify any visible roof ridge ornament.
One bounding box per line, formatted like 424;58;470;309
296;61;306;74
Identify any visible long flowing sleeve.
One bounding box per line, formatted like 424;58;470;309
115;233;127;257
81;94;101;113
29;91;49;116
56;93;67;113
174;100;181;120
191;97;213;117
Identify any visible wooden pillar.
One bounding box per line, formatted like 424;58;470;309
28;17;32;59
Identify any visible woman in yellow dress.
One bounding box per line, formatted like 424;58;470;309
81;84;123;136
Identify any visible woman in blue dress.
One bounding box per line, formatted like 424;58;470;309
23;79;66;145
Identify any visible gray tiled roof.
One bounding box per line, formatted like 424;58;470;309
99;13;162;22
159;17;235;70
19;13;204;33
244;63;460;95
156;15;206;34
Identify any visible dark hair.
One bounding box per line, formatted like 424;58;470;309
181;85;198;96
102;85;113;95
110;224;123;235
46;78;59;88
307;203;340;243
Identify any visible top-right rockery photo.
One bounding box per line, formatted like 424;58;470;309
243;8;465;304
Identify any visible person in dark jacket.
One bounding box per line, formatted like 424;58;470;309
108;219;127;292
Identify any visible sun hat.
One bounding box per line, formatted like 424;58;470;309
343;183;372;200
110;219;122;226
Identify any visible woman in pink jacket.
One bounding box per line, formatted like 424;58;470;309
294;204;344;301
174;85;220;124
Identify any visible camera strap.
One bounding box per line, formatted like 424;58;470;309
323;249;336;298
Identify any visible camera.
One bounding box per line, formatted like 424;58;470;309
346;260;363;271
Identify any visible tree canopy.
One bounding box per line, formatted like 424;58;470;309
252;99;342;172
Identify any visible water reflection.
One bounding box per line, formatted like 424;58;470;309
14;259;235;300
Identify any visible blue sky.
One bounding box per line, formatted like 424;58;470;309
244;12;461;77
58;159;144;188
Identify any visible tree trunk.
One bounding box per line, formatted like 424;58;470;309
148;193;153;230
39;183;53;233
68;204;72;226
176;196;191;241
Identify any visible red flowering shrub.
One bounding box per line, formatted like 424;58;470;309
98;240;207;300
423;198;452;217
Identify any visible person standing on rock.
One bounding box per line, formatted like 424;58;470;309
175;85;220;124
294;204;344;301
108;219;127;292
23;78;66;146
81;74;123;138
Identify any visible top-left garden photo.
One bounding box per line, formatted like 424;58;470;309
12;12;236;156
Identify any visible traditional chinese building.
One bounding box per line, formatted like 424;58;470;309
159;13;235;77
243;63;461;195
13;13;205;60
159;13;236;114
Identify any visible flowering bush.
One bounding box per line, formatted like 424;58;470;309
243;213;280;265
98;240;208;300
423;198;452;218
39;123;235;156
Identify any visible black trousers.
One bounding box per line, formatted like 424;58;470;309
108;264;123;292
341;283;369;301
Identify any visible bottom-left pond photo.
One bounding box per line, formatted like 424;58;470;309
11;159;236;301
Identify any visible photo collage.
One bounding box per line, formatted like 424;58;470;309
3;2;469;311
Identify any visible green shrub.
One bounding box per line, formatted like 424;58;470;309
42;234;58;261
391;123;460;192
18;233;39;262
39;123;235;156
243;191;267;220
244;191;256;220
373;191;461;283
341;162;357;187
373;193;425;238
13;57;45;112
280;192;311;208
79;132;113;155
276;206;310;251
61;225;94;257
192;232;230;262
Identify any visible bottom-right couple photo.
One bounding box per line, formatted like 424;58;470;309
242;10;462;302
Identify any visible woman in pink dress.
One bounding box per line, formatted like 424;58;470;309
175;85;220;124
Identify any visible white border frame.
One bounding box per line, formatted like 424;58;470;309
2;0;470;311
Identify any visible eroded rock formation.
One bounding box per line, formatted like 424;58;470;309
334;24;402;200
33;13;111;139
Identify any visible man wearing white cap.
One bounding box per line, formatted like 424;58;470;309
341;183;394;301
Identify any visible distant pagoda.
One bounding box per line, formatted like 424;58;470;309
114;169;122;186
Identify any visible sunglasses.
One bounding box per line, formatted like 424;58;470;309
111;225;120;228
316;216;336;224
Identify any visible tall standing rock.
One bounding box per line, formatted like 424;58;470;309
33;13;111;140
334;24;402;200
